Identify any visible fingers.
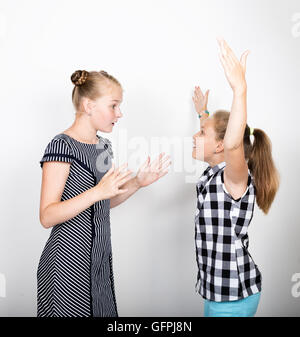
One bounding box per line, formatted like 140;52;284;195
151;153;171;172
204;89;210;100
107;163;132;184
219;46;234;70
218;38;239;68
116;170;132;183
117;174;133;188
152;156;171;177
218;38;233;59
150;152;164;171
192;93;200;105
193;86;209;112
139;156;150;172
223;41;237;64
218;51;228;71
113;162;128;176
194;86;204;99
160;159;171;171
240;50;250;71
156;155;171;170
219;48;238;78
217;36;226;54
158;153;164;170
158;170;169;179
104;163;115;177
218;37;249;72
160;155;171;168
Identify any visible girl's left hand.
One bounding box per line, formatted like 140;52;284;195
217;37;250;94
136;153;171;188
192;86;210;116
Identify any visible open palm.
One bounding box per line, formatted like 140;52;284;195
217;37;250;93
192;86;209;116
136;153;171;188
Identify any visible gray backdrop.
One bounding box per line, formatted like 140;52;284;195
0;0;299;316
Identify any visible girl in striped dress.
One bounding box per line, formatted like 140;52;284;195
192;39;280;317
38;70;171;317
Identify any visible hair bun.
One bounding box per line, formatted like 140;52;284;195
71;70;89;86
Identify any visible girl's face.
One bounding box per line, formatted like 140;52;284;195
88;84;123;133
192;117;220;162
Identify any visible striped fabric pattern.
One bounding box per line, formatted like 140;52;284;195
37;133;118;317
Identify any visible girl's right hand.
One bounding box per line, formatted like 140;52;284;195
93;163;133;201
192;86;210;116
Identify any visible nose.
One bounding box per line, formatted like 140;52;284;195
116;108;123;118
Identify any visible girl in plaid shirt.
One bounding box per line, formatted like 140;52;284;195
192;38;280;317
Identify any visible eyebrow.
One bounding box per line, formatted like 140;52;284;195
111;100;121;102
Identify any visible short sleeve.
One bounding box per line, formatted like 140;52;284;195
39;137;74;168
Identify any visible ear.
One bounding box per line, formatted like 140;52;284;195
215;139;224;154
82;97;95;116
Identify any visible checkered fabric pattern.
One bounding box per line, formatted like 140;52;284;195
194;161;262;302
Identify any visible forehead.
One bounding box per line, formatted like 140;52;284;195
102;85;123;102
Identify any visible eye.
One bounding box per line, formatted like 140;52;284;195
112;105;116;108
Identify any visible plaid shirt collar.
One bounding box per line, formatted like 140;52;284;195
196;161;226;196
206;160;226;175
197;161;226;188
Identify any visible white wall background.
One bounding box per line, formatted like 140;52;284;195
0;0;299;316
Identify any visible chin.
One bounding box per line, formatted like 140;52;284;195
98;126;113;133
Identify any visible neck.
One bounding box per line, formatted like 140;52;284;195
65;113;98;144
207;155;225;168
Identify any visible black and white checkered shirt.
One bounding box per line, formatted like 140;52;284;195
194;161;262;302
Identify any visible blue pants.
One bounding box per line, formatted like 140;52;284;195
204;292;261;317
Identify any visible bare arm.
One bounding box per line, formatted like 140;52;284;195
39;162;132;229
223;72;248;148
217;38;250;197
39;162;98;228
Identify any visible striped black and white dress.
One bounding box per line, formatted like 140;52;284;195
37;133;118;317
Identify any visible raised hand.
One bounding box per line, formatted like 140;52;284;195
136;153;171;188
192;86;210;116
217;37;250;94
93;163;133;200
